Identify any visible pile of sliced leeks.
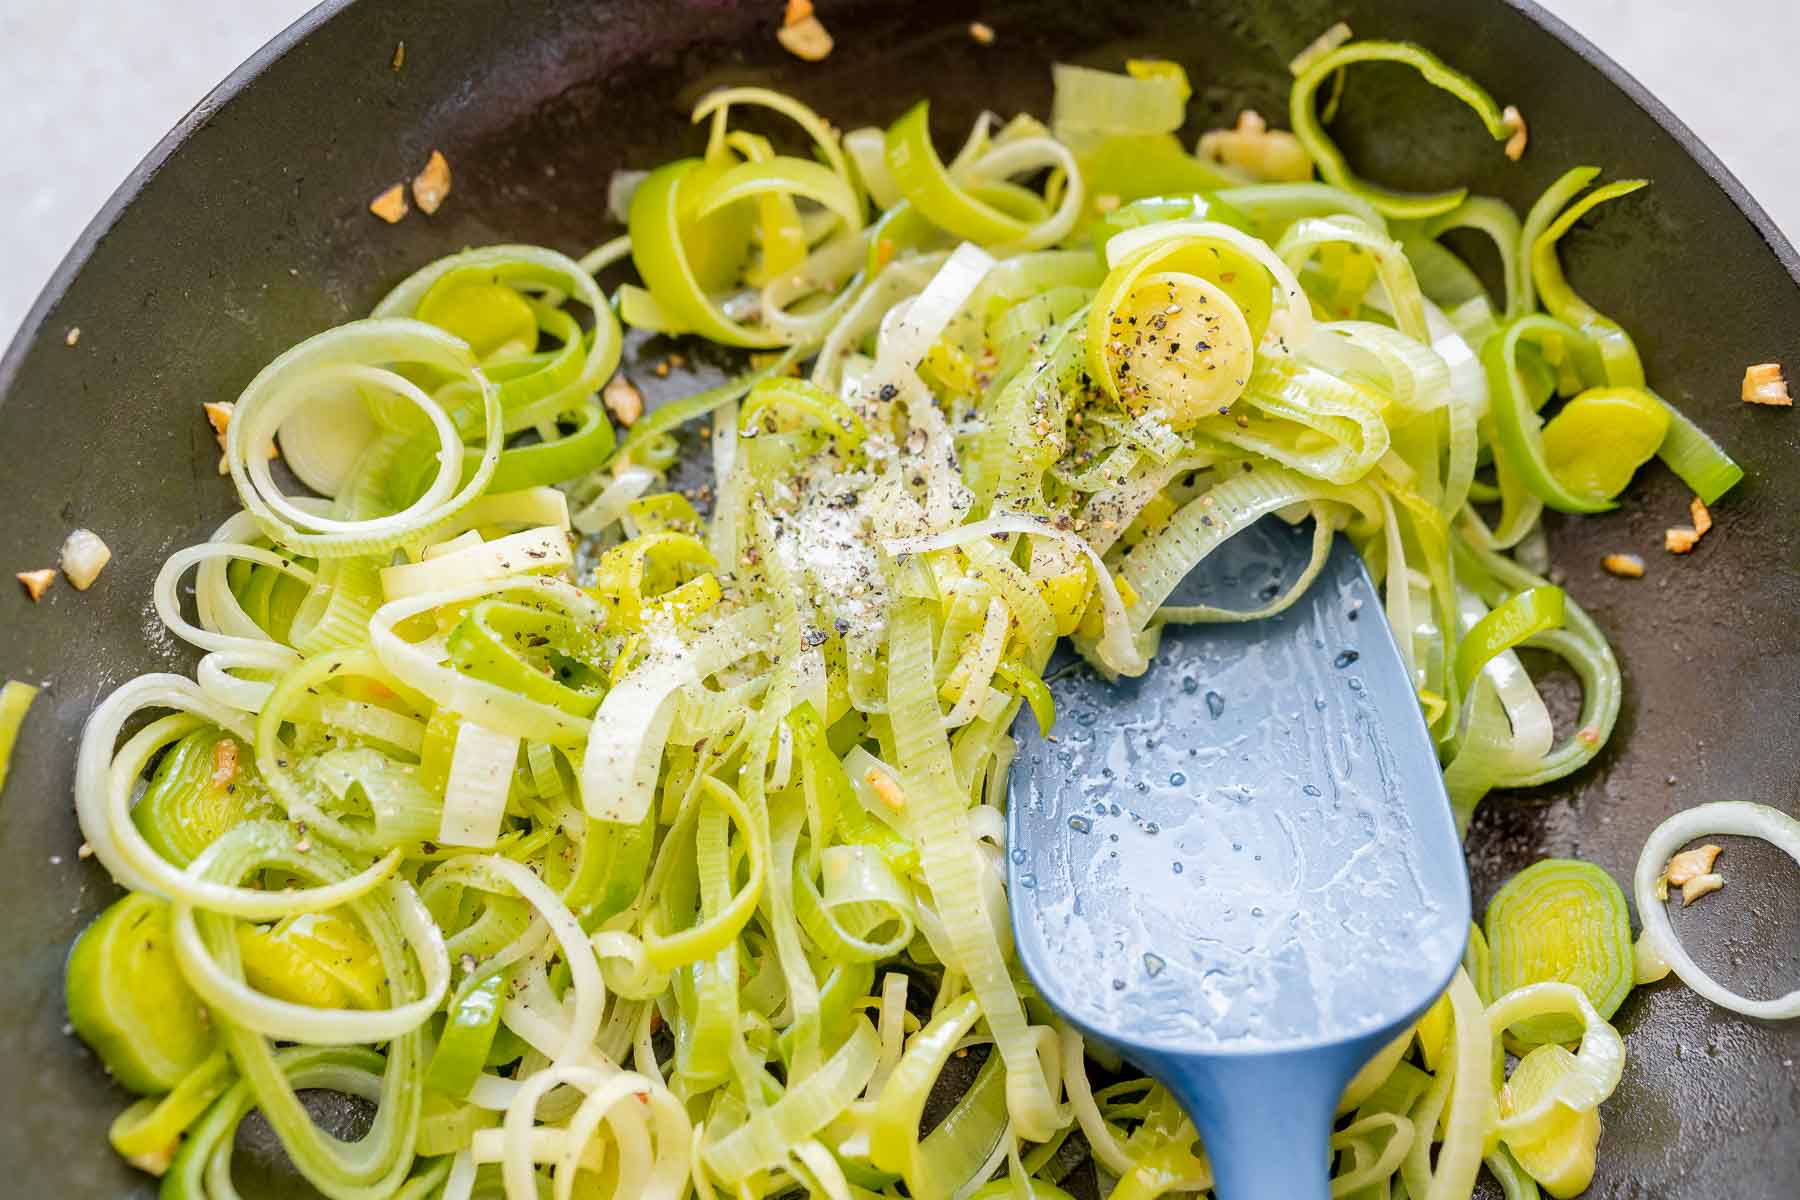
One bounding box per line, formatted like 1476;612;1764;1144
60;33;1797;1200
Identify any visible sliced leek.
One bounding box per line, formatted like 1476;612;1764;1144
60;40;1748;1200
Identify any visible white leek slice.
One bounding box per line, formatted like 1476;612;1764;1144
277;375;382;496
1633;801;1800;1019
380;525;571;600
439;722;520;848
861;243;996;405
582;604;771;823
572;465;658;535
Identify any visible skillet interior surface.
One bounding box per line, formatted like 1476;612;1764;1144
1;0;1795;1195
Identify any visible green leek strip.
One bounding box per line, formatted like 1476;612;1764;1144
107;1049;234;1172
160;1046;391;1200
1481;316;1617;513
993;659;1055;736
616;344;808;459
389;400;615;509
1529;177;1648;387
627;157;778;348
1419;194;1525;317
428;966;514;1097
886;102;1033;244
1517;167;1597;316
1452;586;1564;697
691;86;856;188
1648;388;1744;504
1455;543;1621;791
693;154;864;236
446;599;607;719
1485;859;1633;1043
1215;182;1386;236
642;777;766;969
371;245;622;422
570;808;656;929
1290;41;1513;219
0;679;38;795
1486;1145;1547;1200
887;600;1059;1139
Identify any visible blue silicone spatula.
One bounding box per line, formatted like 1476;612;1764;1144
1007;517;1469;1198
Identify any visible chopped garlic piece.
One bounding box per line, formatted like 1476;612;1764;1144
603;374;644;426
778;14;833;61
210;737;240;789
1502;105;1528;161
1665;495;1713;554
369;183;408;223
1664;843;1722;886
969;21;995;45
391;41;406;71
64;327;80;347
1664;527;1701;554
1741;362;1790;406
412;150;452;215
16;569;56;601
60;529;111;590
1680;873;1724;906
1601;552;1644;579
1690;496;1713;536
202;400;277;473
864;767;907;812
1198;110;1312;183
784;0;813;22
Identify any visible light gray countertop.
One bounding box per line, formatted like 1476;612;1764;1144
1;0;1795;344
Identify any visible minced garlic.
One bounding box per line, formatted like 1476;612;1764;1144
60;529;111;590
1502;105;1528;161
1665;495;1713;554
211;737;240;789
369;183;408;223
1680;873;1724;905
603;374;644;426
1656;843;1723;903
203;400;278;474
778;0;833;62
16;569;56;601
1742;362;1791;406
864;767;907;812
412;151;452;215
1601;552;1645;579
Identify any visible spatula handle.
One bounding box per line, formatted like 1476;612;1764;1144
1140;1046;1362;1200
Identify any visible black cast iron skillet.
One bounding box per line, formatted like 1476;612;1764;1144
2;1;1796;1196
